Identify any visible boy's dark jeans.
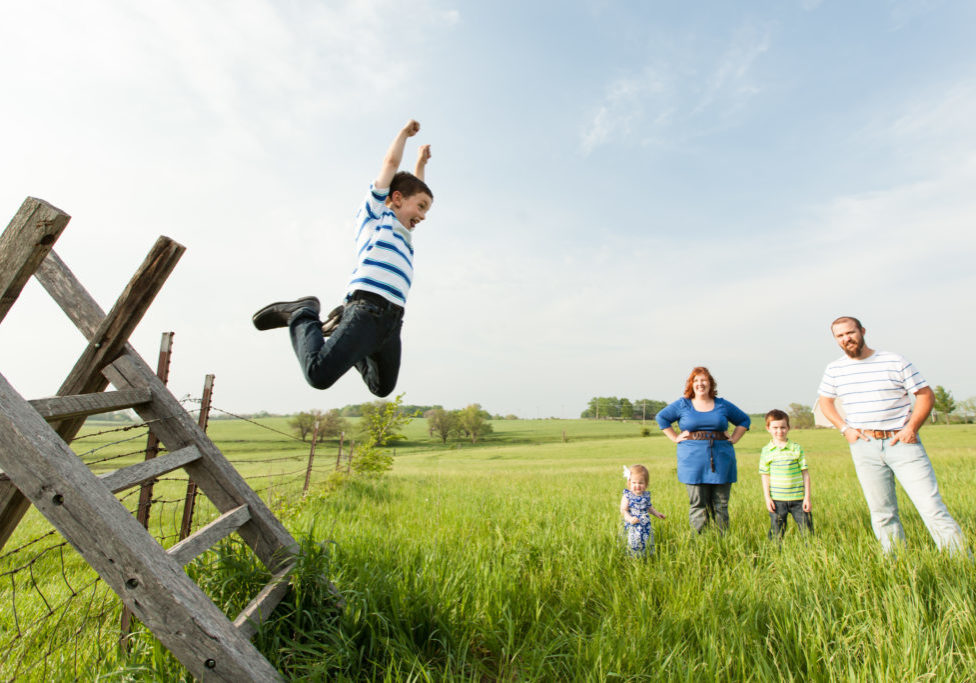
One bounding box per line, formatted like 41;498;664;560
768;499;814;539
289;294;403;397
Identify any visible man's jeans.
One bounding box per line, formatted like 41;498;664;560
849;436;965;553
288;296;403;397
768;499;813;539
685;483;731;533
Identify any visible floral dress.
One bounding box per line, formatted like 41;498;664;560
622;489;654;557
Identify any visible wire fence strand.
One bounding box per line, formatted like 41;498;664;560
0;403;351;682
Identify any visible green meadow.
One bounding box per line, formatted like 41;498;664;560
2;419;976;681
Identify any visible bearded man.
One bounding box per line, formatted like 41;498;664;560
818;316;965;553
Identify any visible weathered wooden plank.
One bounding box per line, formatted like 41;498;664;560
234;561;296;641
0;374;282;681
107;354;298;572
167;504;251;567
0;197;70;323
0;241;184;551
34;246;298;570
35;250;105;337
53;236;185;437
99;444;201;494
0;476;32;548
28;388;151;422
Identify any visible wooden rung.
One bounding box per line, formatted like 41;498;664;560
234;561;296;640
99;445;202;493
29;387;152;422
166;504;251;567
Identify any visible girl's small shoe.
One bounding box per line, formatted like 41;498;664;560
320;305;344;336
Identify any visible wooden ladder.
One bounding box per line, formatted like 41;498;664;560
0;198;302;681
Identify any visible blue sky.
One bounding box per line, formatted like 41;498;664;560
1;0;975;418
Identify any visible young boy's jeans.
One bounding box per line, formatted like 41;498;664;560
848;436;965;553
768;499;813;539
685;483;731;533
288;293;403;397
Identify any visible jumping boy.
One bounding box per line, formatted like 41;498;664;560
759;409;813;539
252;119;433;397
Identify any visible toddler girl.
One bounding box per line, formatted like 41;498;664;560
620;464;666;556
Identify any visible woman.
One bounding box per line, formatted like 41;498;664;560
656;366;750;533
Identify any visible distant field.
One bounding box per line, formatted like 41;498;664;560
3;419;975;680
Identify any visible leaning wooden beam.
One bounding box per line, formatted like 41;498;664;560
234;561;296;641
53;236;185;437
34;248;298;572
29;388;152;422
0;241;186;550
167;504;251;567
0;375;282;682
107;354;297;572
0;197;70;324
99;444;202;494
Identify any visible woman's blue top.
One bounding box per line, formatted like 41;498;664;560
655;397;751;484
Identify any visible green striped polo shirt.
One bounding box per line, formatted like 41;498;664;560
758;440;808;501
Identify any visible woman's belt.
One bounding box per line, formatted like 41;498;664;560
687;431;728;440
685;431;728;472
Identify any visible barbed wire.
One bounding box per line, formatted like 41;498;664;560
1;402;352;681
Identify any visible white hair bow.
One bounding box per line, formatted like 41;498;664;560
622;465;630;479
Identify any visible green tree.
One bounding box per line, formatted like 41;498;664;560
619;398;634;420
289;409;323;441
427;408;460;443
633;399;667;420
458;403;493;444
359;396;409;446
351;394;408;476
788;403;815;429
317;408;348;438
932;385;956;425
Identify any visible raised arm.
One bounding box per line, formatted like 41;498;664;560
375;119;420;191
414;144;431;182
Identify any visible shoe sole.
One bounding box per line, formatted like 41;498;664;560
252;297;320;331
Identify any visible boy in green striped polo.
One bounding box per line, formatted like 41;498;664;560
759;409;813;539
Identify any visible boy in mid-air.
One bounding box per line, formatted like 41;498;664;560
252;119;433;397
759;409;813;539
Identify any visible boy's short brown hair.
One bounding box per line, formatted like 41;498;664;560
391;171;433;200
765;409;789;427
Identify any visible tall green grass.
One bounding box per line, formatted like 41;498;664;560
4;421;975;680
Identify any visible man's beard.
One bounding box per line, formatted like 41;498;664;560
843;338;865;358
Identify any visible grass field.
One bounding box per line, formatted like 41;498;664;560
3;419;976;681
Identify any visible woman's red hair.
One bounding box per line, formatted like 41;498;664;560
683;366;717;399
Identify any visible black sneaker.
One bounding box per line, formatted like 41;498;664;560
320;305;344;336
252;296;320;331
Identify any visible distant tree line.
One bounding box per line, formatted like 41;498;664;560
423;404;494;444
580;398;668;420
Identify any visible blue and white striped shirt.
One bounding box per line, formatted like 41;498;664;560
344;184;414;307
818;351;928;430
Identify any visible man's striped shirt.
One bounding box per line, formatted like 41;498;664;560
345;185;414;307
758;440;807;501
818;351;927;430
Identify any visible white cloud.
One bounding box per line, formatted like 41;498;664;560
580;22;773;154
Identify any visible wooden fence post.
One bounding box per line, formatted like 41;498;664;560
335;432;344;470
346;440;355;474
121;331;175;647
302;421;320;497
179;373;214;540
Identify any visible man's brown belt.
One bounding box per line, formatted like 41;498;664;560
859;429;898;439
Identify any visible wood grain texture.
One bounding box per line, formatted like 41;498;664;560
0;374;282;681
28;388;151;421
0;197;70;323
